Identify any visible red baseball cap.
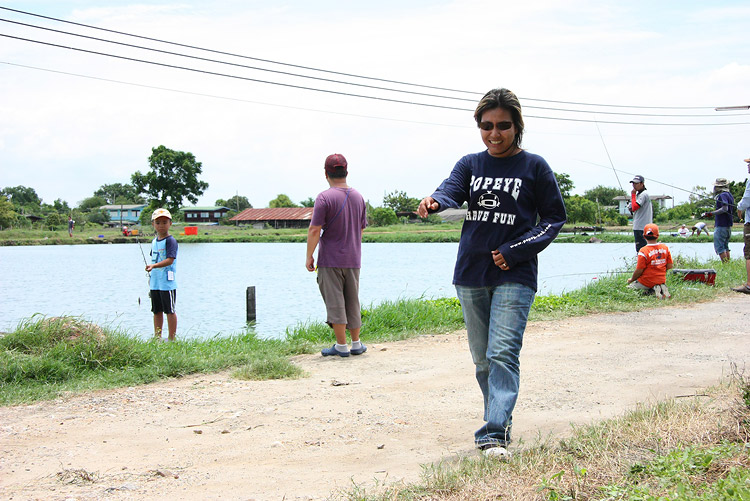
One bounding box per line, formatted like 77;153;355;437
324;153;347;173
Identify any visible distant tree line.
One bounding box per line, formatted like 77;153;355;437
7;148;742;231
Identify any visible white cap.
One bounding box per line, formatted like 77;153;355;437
151;208;172;220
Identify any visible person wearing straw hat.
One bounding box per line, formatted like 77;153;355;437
703;177;735;263
733;157;750;293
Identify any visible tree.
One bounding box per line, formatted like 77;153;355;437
78;196;107;211
299;197;315;208
86;209;110;225
369;207;398;226
1;185;42;210
729;180;746;213
94;183;144;204
582;185;626;207
564;195;597;224
131;145;209;213
52;198;70;214
553;172;574;200
656;202;693;223
215;195;252;211
45;212;65;229
268;194;299;208
0;198;18;228
383;190;419;213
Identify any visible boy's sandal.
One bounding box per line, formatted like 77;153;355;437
732;284;750;294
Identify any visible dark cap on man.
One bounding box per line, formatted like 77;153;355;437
630;175;645;184
324;153;348;174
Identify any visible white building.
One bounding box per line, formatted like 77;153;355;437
613;195;673;215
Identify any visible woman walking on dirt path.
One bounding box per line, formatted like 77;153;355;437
418;88;566;458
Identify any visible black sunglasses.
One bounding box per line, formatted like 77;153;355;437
478;121;513;131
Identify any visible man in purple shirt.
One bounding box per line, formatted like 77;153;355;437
306;153;368;357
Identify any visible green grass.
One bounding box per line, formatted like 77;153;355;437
0;222;466;245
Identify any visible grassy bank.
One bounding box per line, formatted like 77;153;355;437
343;375;750;500
0;222;465;245
0;222;740;245
1;256;742;406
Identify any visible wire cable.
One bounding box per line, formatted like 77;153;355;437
2;4;744;111
0;60;472;128
4;33;750;127
3;17;746;119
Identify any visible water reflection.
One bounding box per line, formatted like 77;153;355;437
0;241;739;340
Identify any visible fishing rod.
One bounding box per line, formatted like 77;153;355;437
135;229;150;305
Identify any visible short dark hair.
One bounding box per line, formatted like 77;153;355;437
474;88;524;148
327;166;348;179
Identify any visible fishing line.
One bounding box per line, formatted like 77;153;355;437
594;119;624;192
540;270;630;280
575;158;723;204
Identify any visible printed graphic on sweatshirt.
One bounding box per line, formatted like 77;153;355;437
465;175;522;225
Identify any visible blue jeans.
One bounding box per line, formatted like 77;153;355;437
455;282;535;447
713;226;731;254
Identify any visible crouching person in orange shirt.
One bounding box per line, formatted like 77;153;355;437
627;223;673;299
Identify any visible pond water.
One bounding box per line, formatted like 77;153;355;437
0;241;740;340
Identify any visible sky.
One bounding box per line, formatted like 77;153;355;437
1;0;749;210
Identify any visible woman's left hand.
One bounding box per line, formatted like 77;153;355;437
492;250;509;270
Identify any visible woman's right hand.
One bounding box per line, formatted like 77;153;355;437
417;197;439;218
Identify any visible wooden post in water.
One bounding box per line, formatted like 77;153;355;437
246;286;256;322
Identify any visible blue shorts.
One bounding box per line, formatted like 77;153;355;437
713;226;731;254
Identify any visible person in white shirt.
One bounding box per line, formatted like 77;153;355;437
732;157;750;294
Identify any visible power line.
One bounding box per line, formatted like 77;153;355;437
0;17;480;106
4;32;750;127
4;16;745;120
0;4;740;112
0;60;472;129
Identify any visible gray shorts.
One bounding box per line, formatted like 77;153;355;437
317;267;361;329
627;281;651;292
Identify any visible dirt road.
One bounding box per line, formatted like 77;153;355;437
1;295;748;500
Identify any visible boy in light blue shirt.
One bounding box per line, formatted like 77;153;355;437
145;208;178;340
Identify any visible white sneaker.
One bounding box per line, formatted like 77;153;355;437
482;445;511;459
652;285;664;299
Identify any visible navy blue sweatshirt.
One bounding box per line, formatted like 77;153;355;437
430;150;566;291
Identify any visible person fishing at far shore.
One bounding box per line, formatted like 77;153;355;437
146;208;178;341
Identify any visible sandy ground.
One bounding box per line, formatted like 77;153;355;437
1;295;748;501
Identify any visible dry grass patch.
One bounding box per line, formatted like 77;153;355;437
349;374;749;501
